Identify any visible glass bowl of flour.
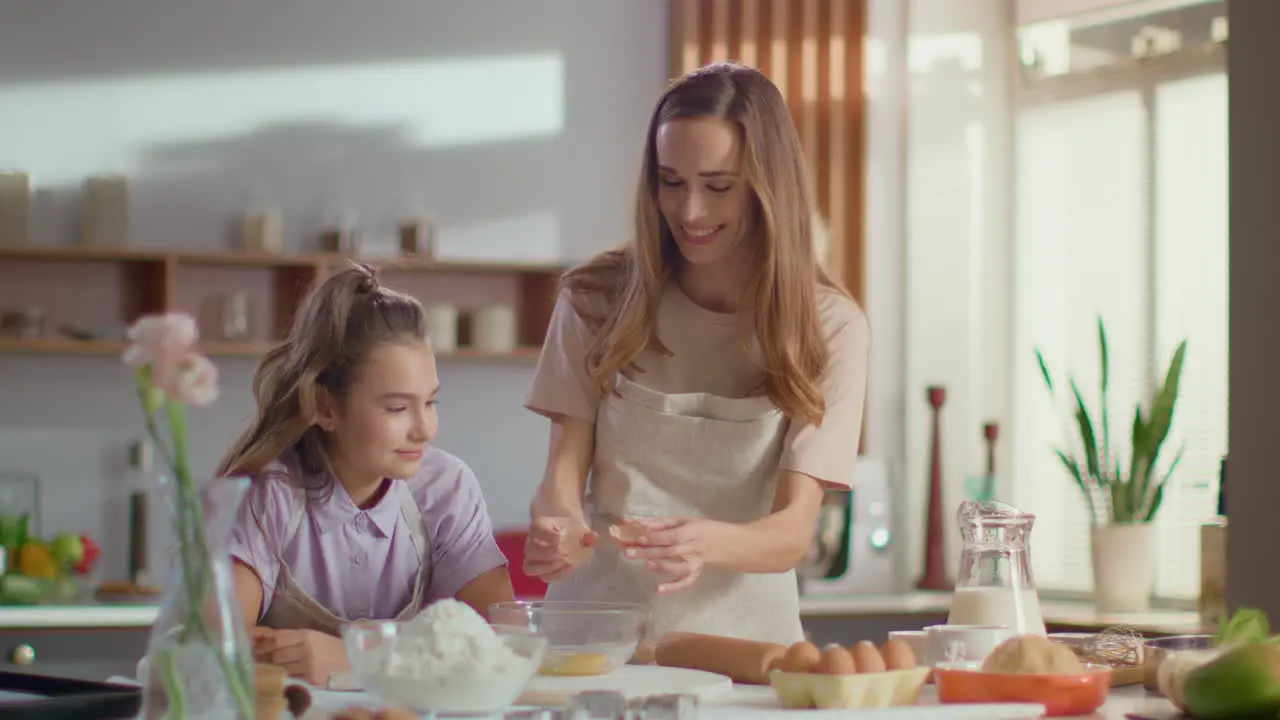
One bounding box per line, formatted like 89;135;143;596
342;599;547;714
489;600;648;677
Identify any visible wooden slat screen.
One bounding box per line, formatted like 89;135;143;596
668;0;867;303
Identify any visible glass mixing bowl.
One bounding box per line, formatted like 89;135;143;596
341;620;547;714
489;600;649;677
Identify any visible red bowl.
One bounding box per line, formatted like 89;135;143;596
934;663;1112;717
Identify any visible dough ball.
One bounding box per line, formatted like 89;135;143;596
982;635;1085;674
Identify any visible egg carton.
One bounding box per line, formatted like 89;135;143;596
504;691;698;720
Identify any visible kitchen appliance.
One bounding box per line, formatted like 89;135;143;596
798;456;896;596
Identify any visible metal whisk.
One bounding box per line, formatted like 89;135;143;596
1084;625;1145;667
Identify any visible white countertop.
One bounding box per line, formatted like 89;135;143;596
293;681;1179;719
0;603;158;628
798;592;1206;635
0;592;1205;636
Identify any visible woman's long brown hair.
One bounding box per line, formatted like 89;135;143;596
564;62;844;426
215;262;427;490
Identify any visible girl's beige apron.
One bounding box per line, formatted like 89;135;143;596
546;374;805;646
260;485;431;634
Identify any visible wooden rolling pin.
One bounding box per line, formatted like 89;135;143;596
654;631;787;685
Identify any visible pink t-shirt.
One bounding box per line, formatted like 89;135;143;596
229;446;507;622
525;282;871;489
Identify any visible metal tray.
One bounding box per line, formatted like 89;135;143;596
0;670;141;719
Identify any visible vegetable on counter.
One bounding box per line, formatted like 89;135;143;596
16;542;57;579
1159;607;1280;719
1183;642;1280;719
74;534;102;575
0;512;104;605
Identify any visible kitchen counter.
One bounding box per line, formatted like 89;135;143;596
40;660;1180;720
0;603;157;628
290;681;1178;719
0;593;1205;636
798;592;1207;636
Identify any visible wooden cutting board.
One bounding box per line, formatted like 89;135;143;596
517;665;733;706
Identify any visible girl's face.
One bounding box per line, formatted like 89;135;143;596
655;116;753;269
321;339;439;487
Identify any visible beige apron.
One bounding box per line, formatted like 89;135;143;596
546;374;805;646
260;485;431;634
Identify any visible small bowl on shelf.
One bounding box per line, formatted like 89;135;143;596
934;661;1113;717
489;600;648;677
769;667;932;710
341;620;547;715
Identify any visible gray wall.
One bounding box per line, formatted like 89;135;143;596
0;0;668;581
1226;0;1280;620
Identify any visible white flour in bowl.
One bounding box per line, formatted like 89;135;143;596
358;599;544;713
385;598;525;678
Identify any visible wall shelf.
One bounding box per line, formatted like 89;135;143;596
0;246;561;362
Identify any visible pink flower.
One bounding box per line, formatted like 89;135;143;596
121;312;219;406
123;313;198;367
155;352;219;407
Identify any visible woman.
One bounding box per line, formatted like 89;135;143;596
522;62;870;646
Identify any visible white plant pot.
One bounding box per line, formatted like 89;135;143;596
1091;522;1157;613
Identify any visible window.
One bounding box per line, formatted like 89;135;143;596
1009;0;1227;600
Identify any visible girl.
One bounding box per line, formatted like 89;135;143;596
221;263;514;685
521;62;871;646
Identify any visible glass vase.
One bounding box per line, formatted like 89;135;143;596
139;475;256;720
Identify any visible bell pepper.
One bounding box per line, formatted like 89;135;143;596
74;534;101;575
17;542;58;579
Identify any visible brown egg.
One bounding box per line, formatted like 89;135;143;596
880;638;917;671
851;640;886;674
815;644;858;675
780;641;822;673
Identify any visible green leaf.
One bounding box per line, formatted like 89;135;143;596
15;513;29;550
1216;607;1271;647
1097;316;1112;484
1134;341;1187;516
1054;449;1097;524
1098;317;1110;394
1035;349;1056;394
1143;481;1167;523
1142;341;1187;459
1070;379;1102;482
1128;406;1148;499
1142;443;1185;521
1110;479;1130;523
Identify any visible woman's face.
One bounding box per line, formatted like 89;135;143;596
655;116;752;269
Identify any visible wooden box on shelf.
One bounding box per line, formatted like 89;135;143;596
0;246;562;361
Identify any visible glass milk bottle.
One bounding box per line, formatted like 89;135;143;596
947;500;1047;635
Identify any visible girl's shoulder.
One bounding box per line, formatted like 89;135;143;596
243;452;309;515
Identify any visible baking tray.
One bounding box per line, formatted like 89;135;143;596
0;670;141;719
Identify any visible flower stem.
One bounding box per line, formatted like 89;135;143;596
158;649;188;720
164;400;254;718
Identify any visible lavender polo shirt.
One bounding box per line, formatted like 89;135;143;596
228;446;508;622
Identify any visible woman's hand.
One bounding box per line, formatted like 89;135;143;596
523;516;598;582
254;628;349;686
620;517;727;593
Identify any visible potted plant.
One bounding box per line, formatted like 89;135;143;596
1035;316;1186;612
